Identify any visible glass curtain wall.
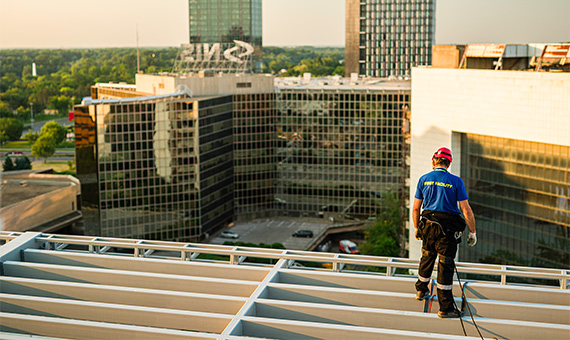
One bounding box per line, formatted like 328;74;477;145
90;95;233;242
233;93;277;221
359;0;435;77
460;133;570;268
275;89;409;219
189;0;262;47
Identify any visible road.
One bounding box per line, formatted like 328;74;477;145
24;117;73;133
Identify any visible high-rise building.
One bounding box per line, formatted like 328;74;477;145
345;0;436;78
274;76;411;219
409;67;570;269
76;74;275;240
189;0;262;48
75;92;235;241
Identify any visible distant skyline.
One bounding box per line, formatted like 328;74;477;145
0;0;568;49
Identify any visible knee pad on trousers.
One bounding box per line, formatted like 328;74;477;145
438;254;454;264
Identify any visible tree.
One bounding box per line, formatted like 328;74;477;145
2;157;15;171
15;155;32;170
32;135;56;162
25;130;39;144
0;101;12;118
359;191;403;257
40;121;66;145
3;155;32;172
0;117;24;144
49;95;72;115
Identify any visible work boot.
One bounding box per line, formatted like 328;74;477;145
437;309;463;319
415;290;429;301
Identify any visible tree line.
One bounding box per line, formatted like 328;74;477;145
0;48;179;122
0;47;344;123
261;46;344;76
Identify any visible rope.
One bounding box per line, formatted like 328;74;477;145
454;265;484;339
427;279;436;313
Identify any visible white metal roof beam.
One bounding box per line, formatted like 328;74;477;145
0;294;232;334
264;284;569;325
266;283;420;309
277;269;417;291
0;313;226;340
464;298;570;324
239;316;484;340
0;276;247;315
277;269;570;306
0;232;41;262
1;261;258;297
463;281;570;306
22;249;270;282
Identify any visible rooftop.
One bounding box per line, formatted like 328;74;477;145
1;232;568;339
275;75;411;91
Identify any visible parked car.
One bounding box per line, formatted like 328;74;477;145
220;230;239;239
5;151;23;157
339;240;360;254
292;229;313;238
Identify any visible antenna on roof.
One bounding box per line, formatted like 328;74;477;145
136;24;141;74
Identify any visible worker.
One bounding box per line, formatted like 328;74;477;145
413;147;477;318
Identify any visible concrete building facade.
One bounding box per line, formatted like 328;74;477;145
346;0;436;77
409;68;570;268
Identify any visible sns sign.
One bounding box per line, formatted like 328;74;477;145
180;40;254;63
174;40;254;73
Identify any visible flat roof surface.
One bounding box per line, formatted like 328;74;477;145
1;232;568;340
1;181;64;208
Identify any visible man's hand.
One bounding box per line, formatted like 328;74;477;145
415;228;422;240
467;232;477;247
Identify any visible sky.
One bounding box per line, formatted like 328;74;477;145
0;0;568;49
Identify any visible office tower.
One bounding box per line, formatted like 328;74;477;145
75;92;234;241
346;0;436;77
189;0;262;48
409;67;570;268
275;77;411;219
134;73;277;221
77;74;274;239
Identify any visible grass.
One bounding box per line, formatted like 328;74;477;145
4;141;32;148
32;160;74;173
3;140;75;151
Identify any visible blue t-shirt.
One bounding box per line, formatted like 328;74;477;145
414;167;469;214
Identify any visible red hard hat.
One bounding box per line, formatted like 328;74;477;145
432;147;452;163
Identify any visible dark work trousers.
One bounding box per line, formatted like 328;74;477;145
415;220;458;312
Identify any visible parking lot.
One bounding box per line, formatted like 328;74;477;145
209;218;334;250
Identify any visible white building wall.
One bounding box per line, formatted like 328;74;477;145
135;74;274;96
409;67;570;261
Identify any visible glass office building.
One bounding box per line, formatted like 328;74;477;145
346;0;436;77
75;93;234;241
275;84;411;219
189;0;262;47
460;134;570;268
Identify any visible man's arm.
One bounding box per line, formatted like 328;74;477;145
412;198;423;230
459;200;476;234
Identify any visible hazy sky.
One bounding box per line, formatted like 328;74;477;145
0;0;568;49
